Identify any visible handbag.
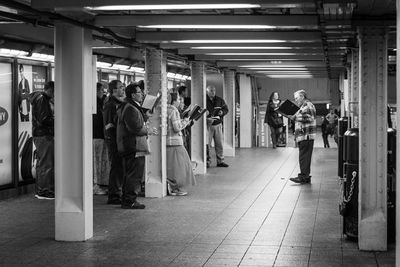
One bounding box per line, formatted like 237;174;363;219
271;115;284;128
136;135;150;154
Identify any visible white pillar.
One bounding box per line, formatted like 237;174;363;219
239;74;252;148
358;26;388;251
223;70;235;157
396;0;400;263
190;62;207;174
54;24;93;241
351;49;360;127
145;48;167;198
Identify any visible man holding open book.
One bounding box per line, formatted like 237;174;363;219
286;90;316;184
206;85;229;168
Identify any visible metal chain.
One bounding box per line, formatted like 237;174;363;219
343;171;357;203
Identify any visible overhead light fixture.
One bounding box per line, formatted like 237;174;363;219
205;53;295;56
87;4;260;11
92;46;125;49
267;74;313;78
246;67;308;70
191;46;292;50
138;25;275;29
238;65;306;68
170;40;286;44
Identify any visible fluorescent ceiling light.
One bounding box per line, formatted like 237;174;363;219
87;4;260;11
267;74;313;78
238;64;306;68
205;53;295;56
92;46;125;49
170;40;285;44
246;67;308;70
138;25;275;29
191;46;292;50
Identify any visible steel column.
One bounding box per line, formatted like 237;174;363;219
223;70;235;157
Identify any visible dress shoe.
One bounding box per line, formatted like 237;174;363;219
121;201;145;209
217;162;229;167
289;177;311;184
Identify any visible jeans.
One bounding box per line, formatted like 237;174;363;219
105;140;123;200
207;123;224;164
33;136;54;194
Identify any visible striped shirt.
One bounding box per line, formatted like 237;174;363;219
294;99;316;143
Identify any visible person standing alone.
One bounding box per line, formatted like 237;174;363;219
206;85;229;168
30;81;55;199
289;90;316;184
264;91;283;149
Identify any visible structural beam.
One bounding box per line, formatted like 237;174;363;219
136;31;322;43
145;48;168;198
178;48;324;55
358;26;388;251
396;0;400;263
54;23;93;241
196;55;324;61
216;61;326;67
32;0;316;9
239;74;252;148
160;43;326;49
222;70;235;157
190;62;207;174
95;15;318;27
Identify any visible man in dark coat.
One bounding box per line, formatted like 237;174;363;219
30;81;54;199
206;85;229;168
103;80;125;204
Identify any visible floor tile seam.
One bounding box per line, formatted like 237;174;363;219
168;150;295;266
307;166;325;267
238;151;301;266
271;168;308;267
200;149;297;267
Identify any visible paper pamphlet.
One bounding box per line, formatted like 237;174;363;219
142;94;160;110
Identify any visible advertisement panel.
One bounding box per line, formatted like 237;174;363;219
0;63;12;186
17;64;47;182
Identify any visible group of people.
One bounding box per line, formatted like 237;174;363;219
31;79;232;204
264;90;317;185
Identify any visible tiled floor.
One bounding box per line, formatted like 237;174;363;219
0;142;395;266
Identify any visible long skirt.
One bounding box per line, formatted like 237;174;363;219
167;145;196;187
93;139;110;186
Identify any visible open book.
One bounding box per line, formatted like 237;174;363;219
142;93;161;110
182;104;208;121
276;99;300;118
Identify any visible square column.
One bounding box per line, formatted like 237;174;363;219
190;62;207;174
358;26;388;251
223;70;235;157
239;74;252;148
54;24;93;241
396;0;400;262
145;48;168;198
351;49;360;127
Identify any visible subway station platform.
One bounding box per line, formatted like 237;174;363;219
0;139;395;266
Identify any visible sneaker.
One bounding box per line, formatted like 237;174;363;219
35;191;55;200
121;200;145;209
93;185;107;195
170;188;188;196
217;162;229;167
107;197;121;205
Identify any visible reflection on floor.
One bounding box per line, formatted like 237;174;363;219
0;145;395;266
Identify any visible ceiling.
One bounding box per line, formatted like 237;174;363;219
0;0;396;79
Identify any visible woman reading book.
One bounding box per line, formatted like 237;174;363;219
264;91;284;149
166;92;196;196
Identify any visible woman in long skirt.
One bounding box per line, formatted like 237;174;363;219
166;92;196;196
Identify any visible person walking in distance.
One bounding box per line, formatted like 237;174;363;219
288;90;316;184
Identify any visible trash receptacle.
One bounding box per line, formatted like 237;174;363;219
387;128;396;243
337;117;349;177
340;128;358;240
